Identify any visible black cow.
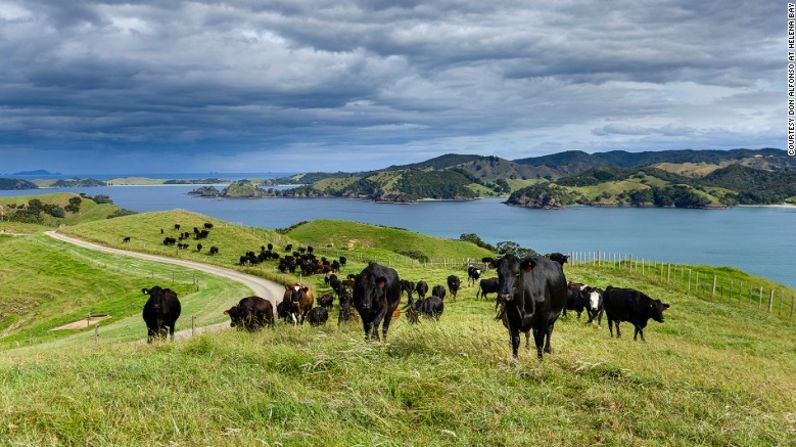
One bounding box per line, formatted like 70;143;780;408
196;243;203;252
204;222;214;229
318;293;334;311
174;224;181;230
545;252;569;266
446;275;460;300
563;282;587;319
163;237;177;246
489;255;567;359
122;236;131;243
160;228;164;234
353;262;401;341
603;286;670;342
415;280;429;300
467;265;481;286
339;256;347;266
142;286;182;343
224;296;274;331
276;297;300;324
584;287;604;327
406;296;444;324
306;306;329;326
338;287;356;325
431;285;446;300
209;246;219;255
477;277;499;300
400;279;415;303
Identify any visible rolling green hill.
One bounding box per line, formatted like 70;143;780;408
1;212;795;445
0;192;127;225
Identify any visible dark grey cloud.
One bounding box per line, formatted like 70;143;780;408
0;0;781;172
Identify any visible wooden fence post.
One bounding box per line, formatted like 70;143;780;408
94;324;99;344
790;295;794;319
711;275;717;296
667;263;671;283
191;316;196;336
758;287;763;308
768;289;774;313
688;269;692;292
695;271;699;293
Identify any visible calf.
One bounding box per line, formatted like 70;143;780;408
224;296;274;331
477;277;499;300
284;284;314;324
318;293;334;311
431;284;446;301
406;296;444;324
447;275;461;300
467;265;481;286
603;286;670;342
338;287;356;325
306;306;329;326
584;287;604;327
142;286;181;343
563;282;587;319
415;280;429;300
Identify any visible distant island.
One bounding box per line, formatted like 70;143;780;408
13;169;61;176
191;148;795;209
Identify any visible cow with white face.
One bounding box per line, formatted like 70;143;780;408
584;286;604;327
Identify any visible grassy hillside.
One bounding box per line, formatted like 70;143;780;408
286;219;493;260
0;192;122;225
0;234;250;349
1;256;795;445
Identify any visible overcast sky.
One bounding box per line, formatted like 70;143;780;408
0;0;782;174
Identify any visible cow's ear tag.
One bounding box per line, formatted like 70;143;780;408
377;279;386;288
523;266;533;273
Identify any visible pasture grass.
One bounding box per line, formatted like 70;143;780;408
2;211;794;445
1;264;795;446
0;234;250;349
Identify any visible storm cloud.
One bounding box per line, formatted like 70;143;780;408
0;0;781;173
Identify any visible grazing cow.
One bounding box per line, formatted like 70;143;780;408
467;265;482;286
406;296;444;324
285;284;314;324
224;296;274;331
339;256;347;266
399;279;415;303
160;228;164;234
163;237;177;246
209;246;219;255
488;254;567;360
446;275;461;300
584;287;604;327
353;262;401;341
563;282;587;319
142;286;181;343
415;280;429;300
431;285;446;301
329;275;343;295
477;277;499;300
196;243;203;252
318;293;334;311
603;286;670;342
545;252;569;266
174;224;181;230
122;236;131;243
306;306;329;326
204;222;214;229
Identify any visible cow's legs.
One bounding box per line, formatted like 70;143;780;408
532;326;545;359
615;322;621;338
362;318;373;341
169;324;175;341
634;325;646;342
509;325;521;360
380;307;395;341
524;331;530;351
147;327;156;344
370;305;390;342
597;310;603;328
544;322;555;354
607;319;614;337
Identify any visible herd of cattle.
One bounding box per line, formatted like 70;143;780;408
141;229;671;359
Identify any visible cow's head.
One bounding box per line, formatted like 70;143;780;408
650;299;670;323
586;287;602;312
489;255;535;302
360;276;388;310
224;305;245;328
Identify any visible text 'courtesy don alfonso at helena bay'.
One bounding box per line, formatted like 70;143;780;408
788;3;795;156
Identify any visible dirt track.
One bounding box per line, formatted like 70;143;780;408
45;231;285;340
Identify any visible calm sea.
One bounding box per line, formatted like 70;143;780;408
2;185;794;286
